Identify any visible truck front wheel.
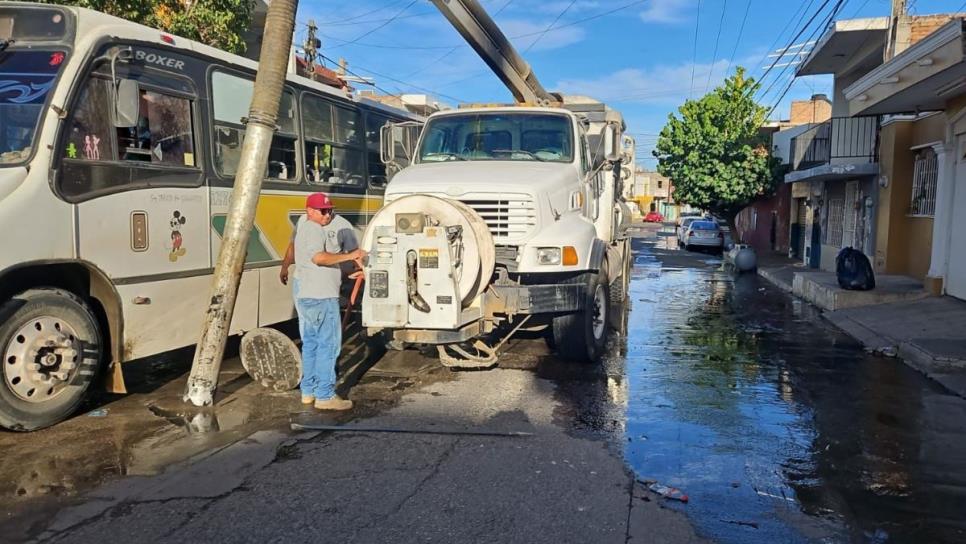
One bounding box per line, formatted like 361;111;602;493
0;289;103;431
551;272;609;363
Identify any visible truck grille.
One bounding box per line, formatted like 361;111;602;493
457;193;537;242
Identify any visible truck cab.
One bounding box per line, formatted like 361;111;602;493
363;103;631;365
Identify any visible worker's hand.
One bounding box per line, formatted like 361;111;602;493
348;269;365;280
279;265;289;285
349;248;368;261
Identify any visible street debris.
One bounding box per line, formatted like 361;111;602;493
721;519;759;529
86;408;109;417
648;482;689;503
290;422;533;437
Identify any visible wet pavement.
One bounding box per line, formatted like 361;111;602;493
621;224;966;543
3;223;966;543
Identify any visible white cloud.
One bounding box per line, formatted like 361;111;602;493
501;19;587;51
555;59;735;106
639;0;693;24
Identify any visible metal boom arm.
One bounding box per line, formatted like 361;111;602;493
430;0;555;105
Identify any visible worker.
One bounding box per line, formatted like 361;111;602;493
290;192;365;411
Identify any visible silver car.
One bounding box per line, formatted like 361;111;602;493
680;220;724;251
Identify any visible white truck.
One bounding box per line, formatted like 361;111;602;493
359;1;633;367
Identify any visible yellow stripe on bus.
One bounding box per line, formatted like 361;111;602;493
254;193;383;255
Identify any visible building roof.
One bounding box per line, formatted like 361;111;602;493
796;17;890;76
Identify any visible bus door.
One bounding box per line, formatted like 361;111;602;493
58;53;212;360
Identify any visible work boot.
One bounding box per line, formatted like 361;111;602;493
314;396;353;411
301;395;315;405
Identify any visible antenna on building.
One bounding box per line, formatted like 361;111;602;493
336;57;376;87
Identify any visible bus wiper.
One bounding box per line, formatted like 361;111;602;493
0;39;13;53
492;149;544;161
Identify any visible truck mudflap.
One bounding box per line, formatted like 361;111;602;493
485;283;586;315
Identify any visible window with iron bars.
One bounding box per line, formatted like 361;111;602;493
826;198;844;247
910;147;938;216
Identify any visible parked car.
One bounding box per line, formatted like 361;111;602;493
644;210;664;223
676;216;700;245
680;220;724;251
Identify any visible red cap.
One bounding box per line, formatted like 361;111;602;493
306;193;333;210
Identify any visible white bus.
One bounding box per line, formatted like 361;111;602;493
0;2;419;430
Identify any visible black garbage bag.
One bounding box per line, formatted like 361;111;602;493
836;247;875;290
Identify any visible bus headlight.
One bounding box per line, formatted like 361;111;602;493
536;247;561;265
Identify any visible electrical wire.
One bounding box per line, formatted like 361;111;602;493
705;0;728;93
689;0;702;98
332;0;419;48
764;0;848;119
756;0;834;98
524;0;578;52
751;0;813;74
319;53;466;104
724;0;753;76
317;0;649;51
403;0;515;79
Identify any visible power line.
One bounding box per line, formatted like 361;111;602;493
757;0;834;96
524;0;578;52
705;0;728;93
323;1;408;26
765;0;848;119
403;0;515;79
751;0;813;74
317;0;649;50
332;0;419;48
689;0;702;98
724;0;753;76
319;53;466;104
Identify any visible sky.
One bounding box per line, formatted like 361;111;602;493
296;0;966;167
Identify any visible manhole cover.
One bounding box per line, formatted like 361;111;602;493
240;328;301;391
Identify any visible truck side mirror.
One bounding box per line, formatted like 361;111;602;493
380;124;396;165
114;79;139;128
603;123;620;163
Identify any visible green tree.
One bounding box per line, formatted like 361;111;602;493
653;67;779;236
43;0;255;54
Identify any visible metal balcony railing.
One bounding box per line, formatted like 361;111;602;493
789;116;879;171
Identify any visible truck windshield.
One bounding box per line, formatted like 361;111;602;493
418;113;574;163
0;49;66;165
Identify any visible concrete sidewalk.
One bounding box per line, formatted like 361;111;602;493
755;251;966;398
825;297;966;398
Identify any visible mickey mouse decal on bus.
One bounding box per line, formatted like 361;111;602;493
168;210;187;262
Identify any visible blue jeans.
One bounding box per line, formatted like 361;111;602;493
296;297;341;400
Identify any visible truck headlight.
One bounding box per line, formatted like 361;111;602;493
536;247;562;265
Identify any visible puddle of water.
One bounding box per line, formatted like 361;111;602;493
620;237;966;543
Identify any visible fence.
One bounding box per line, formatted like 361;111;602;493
789;116;879;171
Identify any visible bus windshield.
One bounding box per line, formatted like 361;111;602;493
0;49;67;165
417;113;574;163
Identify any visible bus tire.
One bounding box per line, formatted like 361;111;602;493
0;289;103;431
551;272;609;363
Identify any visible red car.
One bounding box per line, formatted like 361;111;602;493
644;211;664;223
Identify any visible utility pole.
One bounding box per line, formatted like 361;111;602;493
303;19;320;77
884;0;909;61
184;0;299;407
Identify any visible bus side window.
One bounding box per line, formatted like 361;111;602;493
302;93;334;184
63;77;116;162
116;88;195;167
333;106;364;186
211;70;297;181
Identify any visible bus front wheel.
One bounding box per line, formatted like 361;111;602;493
0;289;103;431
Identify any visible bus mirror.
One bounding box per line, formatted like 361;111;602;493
114;79;139;128
603;123;620;163
380;124;395;165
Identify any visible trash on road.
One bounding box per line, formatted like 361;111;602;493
721;519;759;529
86;408;108;417
648;482;689;502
